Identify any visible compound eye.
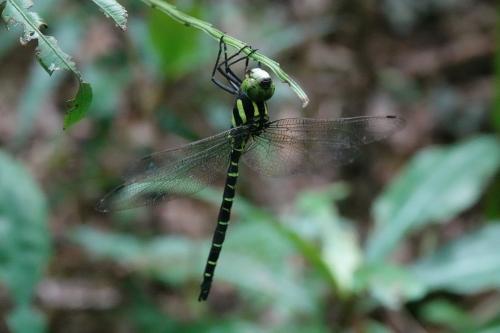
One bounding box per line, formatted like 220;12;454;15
260;78;271;88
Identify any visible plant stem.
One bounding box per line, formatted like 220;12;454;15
140;0;310;107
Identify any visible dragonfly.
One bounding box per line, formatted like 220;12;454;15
97;36;404;301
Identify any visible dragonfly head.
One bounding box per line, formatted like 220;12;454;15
241;68;275;102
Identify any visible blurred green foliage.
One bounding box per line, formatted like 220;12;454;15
367;136;500;263
0;152;51;333
148;4;207;80
69;136;500;332
0;0;498;332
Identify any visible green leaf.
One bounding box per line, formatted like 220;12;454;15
0;151;50;333
419;299;476;332
63;81;93;130
1;0;78;75
90;0;127;30
355;264;426;309
410;223;500;294
292;184;362;296
148;6;205;79
14;15;84;141
1;0;93;128
366;136;500;262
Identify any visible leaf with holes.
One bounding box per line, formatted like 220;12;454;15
90;0;128;30
1;0;93;129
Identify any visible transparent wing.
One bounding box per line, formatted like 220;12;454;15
242;116;404;176
97;126;251;212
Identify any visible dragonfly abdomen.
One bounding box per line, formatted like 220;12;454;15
198;139;244;301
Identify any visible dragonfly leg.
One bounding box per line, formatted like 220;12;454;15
211;36;239;94
220;38;244;86
216;48;257;90
211;36;259;94
242;48;258;72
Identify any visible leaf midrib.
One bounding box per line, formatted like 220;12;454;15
9;0;77;76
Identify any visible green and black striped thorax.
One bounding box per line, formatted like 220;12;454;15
231;67;274;129
231;92;269;129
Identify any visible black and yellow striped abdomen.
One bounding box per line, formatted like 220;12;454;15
198;93;269;301
198;136;244;301
198;93;270;301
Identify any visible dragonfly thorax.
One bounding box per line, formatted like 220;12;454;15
231;92;269;129
240;68;275;102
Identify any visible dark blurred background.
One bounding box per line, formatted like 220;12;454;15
0;0;499;332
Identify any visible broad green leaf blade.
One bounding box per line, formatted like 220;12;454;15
355;264;426;309
140;0;310;107
0;151;50;333
292;184;362;296
218;220;319;315
410;223;500;294
90;0;127;30
419;299;476;332
148;6;205;79
64;82;93;130
366;136;500;263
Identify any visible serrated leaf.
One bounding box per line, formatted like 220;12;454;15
14;16;84;142
411;223;500;294
1;0;78;75
366;136;500;262
63;81;93;130
90;0;128;30
0;151;50;333
1;0;94;128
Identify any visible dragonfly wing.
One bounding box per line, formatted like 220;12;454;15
98;126;251;212
242;116;404;176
